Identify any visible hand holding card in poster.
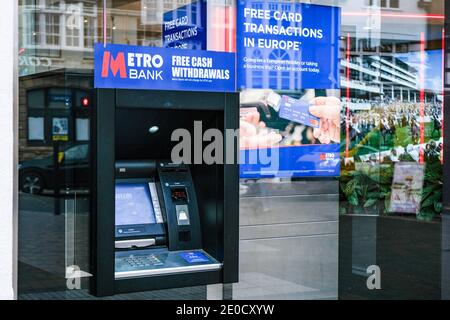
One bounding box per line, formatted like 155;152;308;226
240;103;283;149
308;97;341;144
274;95;341;144
278;96;321;130
239;89;284;149
240;90;340;144
239;88;341;178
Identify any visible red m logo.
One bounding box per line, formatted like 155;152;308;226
101;51;127;78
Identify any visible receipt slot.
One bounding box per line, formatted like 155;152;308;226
91;89;239;296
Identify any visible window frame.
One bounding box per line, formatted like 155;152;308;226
20;0;98;52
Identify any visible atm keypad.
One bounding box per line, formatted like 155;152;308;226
124;254;163;268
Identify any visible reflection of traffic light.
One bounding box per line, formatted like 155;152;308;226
81;96;90;107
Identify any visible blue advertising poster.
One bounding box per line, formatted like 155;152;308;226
163;0;207;50
94;43;235;92
237;1;340;90
237;1;341;179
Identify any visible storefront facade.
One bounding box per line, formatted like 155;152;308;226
0;0;449;300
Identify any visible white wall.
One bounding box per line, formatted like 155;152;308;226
0;0;18;300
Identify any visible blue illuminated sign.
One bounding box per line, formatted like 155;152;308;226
94;43;235;92
163;0;207;50
236;1;341;90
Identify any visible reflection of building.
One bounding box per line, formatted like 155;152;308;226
18;0;193;76
19;0;98;160
341;0;444;102
141;0;190;25
18;0;163;161
17;0;236;161
241;0;444;97
19;0;98;76
340;53;423;102
18;0;234;75
19;70;92;161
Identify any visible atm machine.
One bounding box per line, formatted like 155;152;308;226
91;89;239;296
114;160;222;279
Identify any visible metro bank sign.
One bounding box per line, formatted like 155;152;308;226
100;50;164;80
94;43;236;93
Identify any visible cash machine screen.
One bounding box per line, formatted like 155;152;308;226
115;183;156;227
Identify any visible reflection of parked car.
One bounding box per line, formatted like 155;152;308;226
19;143;89;194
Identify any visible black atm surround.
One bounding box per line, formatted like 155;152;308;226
91;89;239;297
